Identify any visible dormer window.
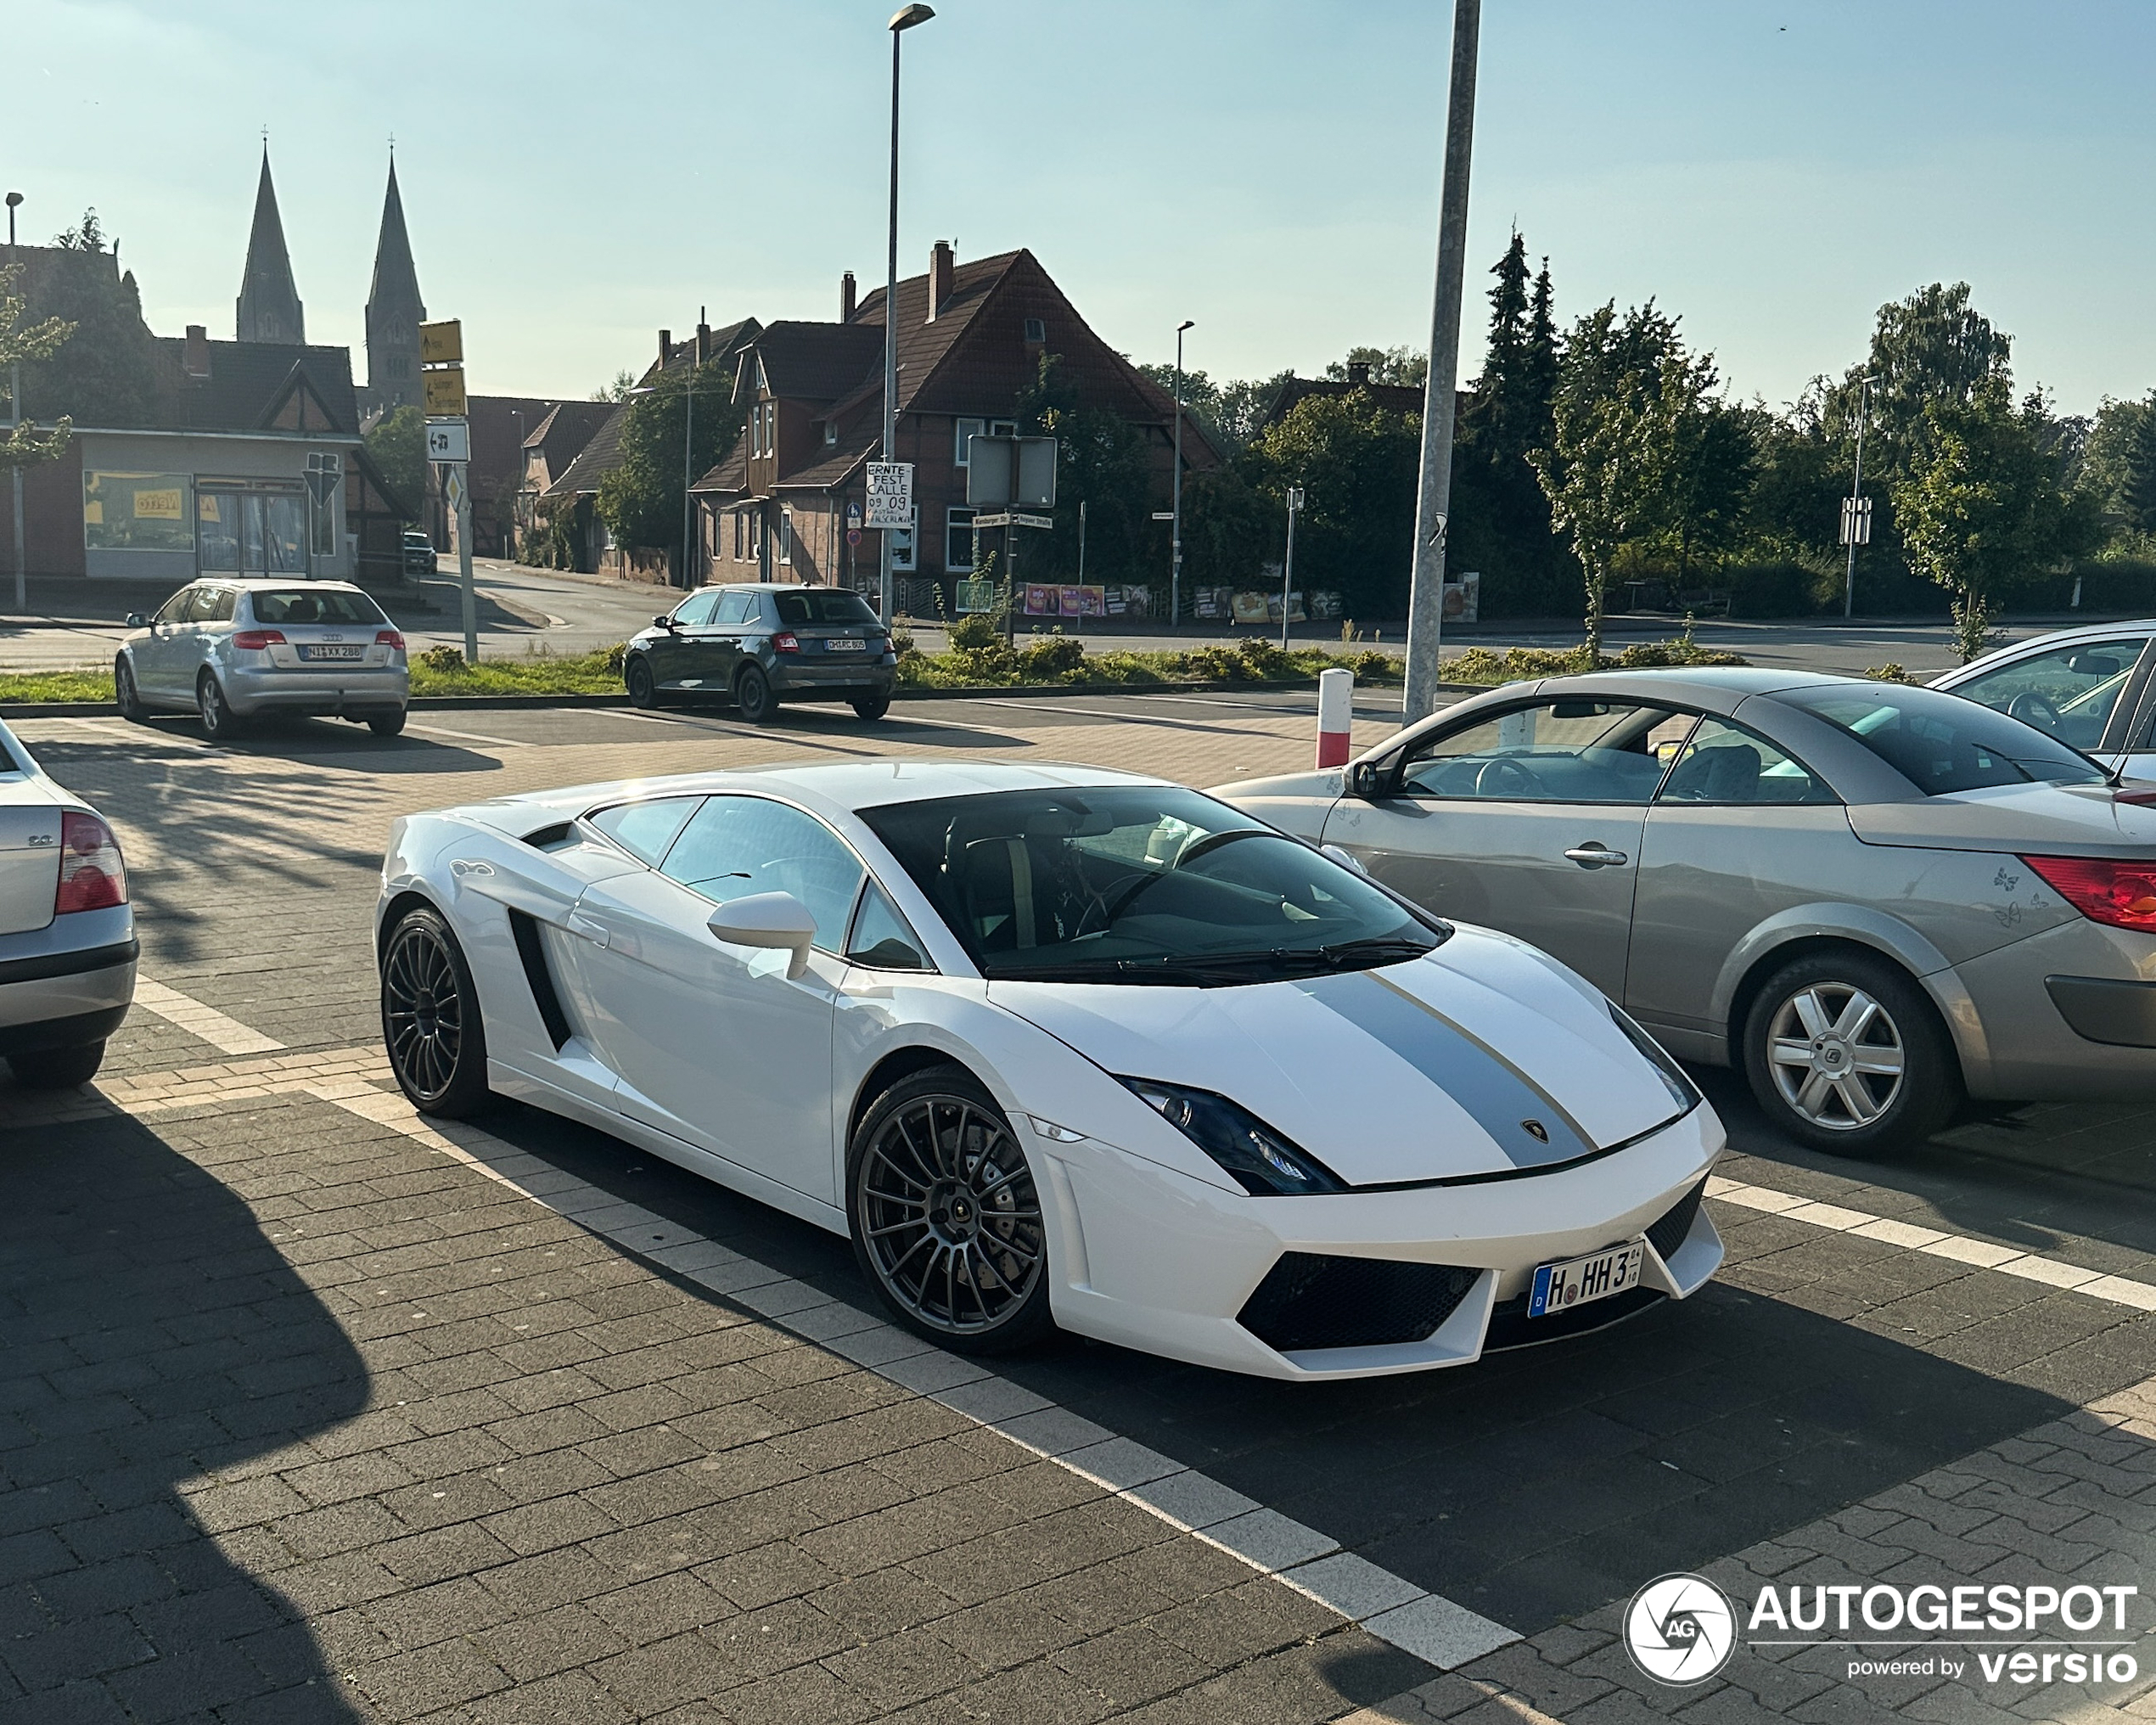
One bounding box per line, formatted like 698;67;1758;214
1025;317;1046;344
823;421;839;447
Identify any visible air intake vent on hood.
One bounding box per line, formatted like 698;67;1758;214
1238;1254;1479;1354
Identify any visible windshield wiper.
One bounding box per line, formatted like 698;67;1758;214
1315;936;1437;966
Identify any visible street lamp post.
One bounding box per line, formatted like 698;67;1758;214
1843;373;1878;620
1171;318;1193;628
8;191;24;613
881;4;935;624
1401;0;1482;721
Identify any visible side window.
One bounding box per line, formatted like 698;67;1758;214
1951;638;2146;752
589;795;704;865
1658;716;1837;806
155;587;199;625
713;590;754;627
205;588;237;623
660;796;866;952
184;587;224;624
671;591;721;628
845;879;930;971
1396;700;1694;804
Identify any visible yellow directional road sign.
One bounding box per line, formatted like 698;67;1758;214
423;368;468;417
419;320;463;365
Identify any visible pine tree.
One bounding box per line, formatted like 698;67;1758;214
1524;258;1559;446
1479;231;1530;408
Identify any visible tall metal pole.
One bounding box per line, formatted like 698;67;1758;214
1401;0;1481;722
1844;374;1872;620
8;192;22;613
681;379;695;590
1280;486;1302;651
1171;319;1192;629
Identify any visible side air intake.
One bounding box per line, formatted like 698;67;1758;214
507;909;573;1049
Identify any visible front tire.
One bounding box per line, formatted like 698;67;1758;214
1741;949;1959;1156
115;658;147;722
734;663;778;725
380;907;492;1117
625;655;659;709
8;1042;105;1089
196;671;246;741
847;1066;1055;1354
851;694;891;722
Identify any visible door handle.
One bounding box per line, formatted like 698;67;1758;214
1564;844;1630;868
564;911;611;948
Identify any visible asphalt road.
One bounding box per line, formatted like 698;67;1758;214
2;690;2150;1721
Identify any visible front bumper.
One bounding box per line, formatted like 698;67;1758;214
222;664;409;717
0;904;136;1046
1034;1103;1726;1380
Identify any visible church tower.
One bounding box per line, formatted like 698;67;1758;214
364;155;426;416
234;145;305;345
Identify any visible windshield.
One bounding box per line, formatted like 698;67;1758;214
1783;683;2108;795
859;784;1443;985
772;589;880;627
249;588;388;627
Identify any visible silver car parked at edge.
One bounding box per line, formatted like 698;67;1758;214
1216;668;2156;1156
1931;617;2156;782
116;579;409;742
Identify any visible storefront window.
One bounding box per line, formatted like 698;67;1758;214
84;472;194;553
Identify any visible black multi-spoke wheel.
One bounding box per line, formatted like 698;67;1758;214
848;1067;1054;1353
380;907;492;1116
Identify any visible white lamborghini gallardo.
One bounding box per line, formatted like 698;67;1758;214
374;761;1725;1380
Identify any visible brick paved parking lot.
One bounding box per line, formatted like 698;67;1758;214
4;691;2154;1724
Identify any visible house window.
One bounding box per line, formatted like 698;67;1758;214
946;507;975;572
889;526;915;572
990;418;1017;438
823;421;839;447
1024;317;1046;344
750;510;765;559
779;508;793;566
953;417;985;465
733;510;744;559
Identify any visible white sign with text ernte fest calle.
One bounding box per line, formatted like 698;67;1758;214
865;462;915;531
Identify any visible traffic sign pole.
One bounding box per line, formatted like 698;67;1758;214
446;463;477;663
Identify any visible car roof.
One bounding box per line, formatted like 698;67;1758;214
1938;619;2156;674
1507;665;1859;707
203;578;373;593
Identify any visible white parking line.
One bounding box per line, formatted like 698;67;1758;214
317;1082;1520;1672
401;721;532;750
130;979;286;1055
1707;1174;2156;1311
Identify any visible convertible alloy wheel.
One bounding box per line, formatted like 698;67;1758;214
850;1070;1053;1351
380;907;492;1116
1766;982;1905;1129
1743;949;1958;1156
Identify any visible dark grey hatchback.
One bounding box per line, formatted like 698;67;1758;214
622;583;899;723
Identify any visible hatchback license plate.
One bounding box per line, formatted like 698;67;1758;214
1528;1241;1643;1318
300;644;362;661
824;638;867;652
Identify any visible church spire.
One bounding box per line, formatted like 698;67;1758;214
364;154;426;413
235;143;305;345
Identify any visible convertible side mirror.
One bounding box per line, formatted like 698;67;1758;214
708;891;817;979
1347;760;1388;800
124;612;148;629
654;613;675;631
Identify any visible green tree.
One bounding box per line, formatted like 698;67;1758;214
592;369;637;403
2085;391;2156;538
1893;379;2100;659
1135;363;1291;457
596;358;745;561
1649;347;1756;585
1244;386;1422;617
50;209;107;252
1324;345;1428;387
1015;351;1151;582
363;405;428;525
0;264;75;475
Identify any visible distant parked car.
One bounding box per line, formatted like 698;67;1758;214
1932;619;2156;780
117;579;409;741
622;583;898;723
402;531;438;576
1216;668;2156;1157
0;717;133;1089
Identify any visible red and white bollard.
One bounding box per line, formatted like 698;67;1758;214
1315;666;1354;768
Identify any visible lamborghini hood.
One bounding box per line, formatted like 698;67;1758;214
989;925;1698;1186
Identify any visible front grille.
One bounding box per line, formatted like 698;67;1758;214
1646;1181;1706;1263
1238;1254;1480;1354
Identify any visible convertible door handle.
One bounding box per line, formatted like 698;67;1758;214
564;911;610;948
1564;844;1630;868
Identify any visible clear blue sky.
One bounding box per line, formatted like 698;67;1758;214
14;0;2153;416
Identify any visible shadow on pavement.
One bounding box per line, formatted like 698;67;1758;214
0;1099;368;1721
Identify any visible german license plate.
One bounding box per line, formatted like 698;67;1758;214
1528;1240;1644;1318
300;644;362;661
824;638;867;652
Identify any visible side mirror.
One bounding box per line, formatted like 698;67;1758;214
124;613;148;629
1347;761;1387;800
707;891;817;980
654;613;675;631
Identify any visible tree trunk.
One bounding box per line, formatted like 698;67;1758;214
1583;569;1605;666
